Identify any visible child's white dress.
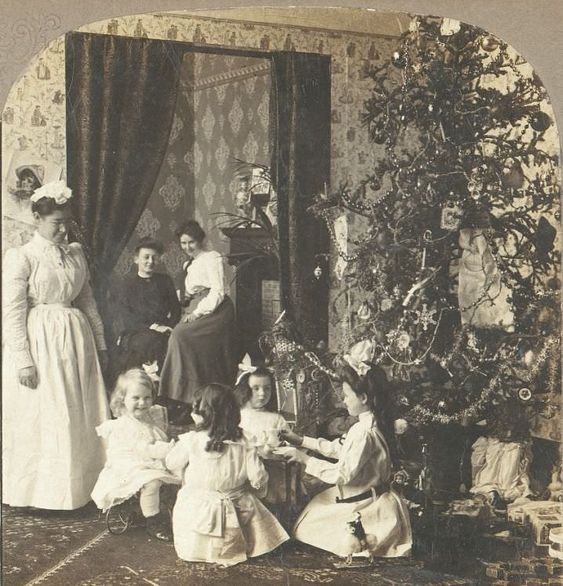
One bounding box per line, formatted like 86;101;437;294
91;405;180;511
293;412;412;558
166;430;289;566
239;406;289;447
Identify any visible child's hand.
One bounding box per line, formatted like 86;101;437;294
280;429;303;446
273;446;309;464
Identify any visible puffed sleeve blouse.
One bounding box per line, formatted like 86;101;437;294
2;232;106;370
184;250;227;318
301;411;392;492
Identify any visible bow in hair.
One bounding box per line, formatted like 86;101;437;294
343;339;375;377
235;353;258;386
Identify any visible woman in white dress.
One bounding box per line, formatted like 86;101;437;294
2;181;110;510
276;364;412;560
159;220;238;410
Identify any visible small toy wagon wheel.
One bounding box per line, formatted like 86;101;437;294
106;504;133;535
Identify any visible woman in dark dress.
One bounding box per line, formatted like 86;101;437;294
158;221;238;415
116;238;181;375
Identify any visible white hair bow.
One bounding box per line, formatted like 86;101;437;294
343;339;375;377
235;353;258;386
142;360;160;382
30;180;72;205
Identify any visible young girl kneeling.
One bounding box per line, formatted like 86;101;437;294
165;384;289;566
276;365;412;560
91;369;180;541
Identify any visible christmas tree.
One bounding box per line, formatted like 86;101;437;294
310;16;561;433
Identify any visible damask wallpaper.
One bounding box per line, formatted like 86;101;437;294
1;10;560;441
1;9;400;332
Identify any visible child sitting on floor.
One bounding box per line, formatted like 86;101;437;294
165;384;289;566
91;369;180;541
234;357;290;452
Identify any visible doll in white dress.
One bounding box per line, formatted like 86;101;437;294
165;384;289;566
2;181;110;510
276;364;412;560
91;369;180;541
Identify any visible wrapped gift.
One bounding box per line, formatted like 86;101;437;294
529;510;563;545
549;527;563;560
447;498;492;520
507;500;562;525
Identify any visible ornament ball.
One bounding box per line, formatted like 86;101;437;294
529;111;552;132
481;36;499;52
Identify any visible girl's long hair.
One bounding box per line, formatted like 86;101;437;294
193;384;242;452
338;364;398;465
234;367;278;411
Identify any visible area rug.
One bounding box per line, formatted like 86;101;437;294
2;505;476;586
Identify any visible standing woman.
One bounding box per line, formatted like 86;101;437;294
159;220;238;415
2;181;110;510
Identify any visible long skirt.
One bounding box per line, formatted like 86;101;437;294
2;305;110;510
293;486;412;558
158;297;238;405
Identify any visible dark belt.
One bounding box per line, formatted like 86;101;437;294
335;482;390;504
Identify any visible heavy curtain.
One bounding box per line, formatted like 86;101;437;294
65;32;182;292
271;52;331;343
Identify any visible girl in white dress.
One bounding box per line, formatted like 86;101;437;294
235;363;289;450
91;369;180;541
2;181;110;510
276;365;412;560
165;384;289;566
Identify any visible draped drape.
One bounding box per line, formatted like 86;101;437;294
65;32;182;291
271;52;331;343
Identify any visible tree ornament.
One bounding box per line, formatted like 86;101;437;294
440;18;461;36
313;265;323;279
392;50;406;68
501;162;525;189
357;301;372;321
440;202;462;230
518;388;532;402
481;36;499;52
369;177;381;191
529;111;552;132
413;303;438;332
394;418;409;435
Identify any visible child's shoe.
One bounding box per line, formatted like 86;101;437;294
146;513;172;542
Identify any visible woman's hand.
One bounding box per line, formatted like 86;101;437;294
150;323;173;334
182;313;198;324
280;429;304;446
273;446;310;465
19;366;38;389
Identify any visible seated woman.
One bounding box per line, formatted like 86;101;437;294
275;364;412;561
159;221;238;419
116;237;181;375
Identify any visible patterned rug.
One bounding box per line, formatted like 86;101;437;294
2;505;477;586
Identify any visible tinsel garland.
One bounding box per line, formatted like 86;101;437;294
409;336;559;425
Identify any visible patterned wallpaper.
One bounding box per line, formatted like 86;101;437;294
192;52;271;259
2;11;559;352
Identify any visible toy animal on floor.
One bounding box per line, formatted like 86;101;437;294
334;512;378;569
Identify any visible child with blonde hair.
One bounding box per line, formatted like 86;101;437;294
91;368;179;541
